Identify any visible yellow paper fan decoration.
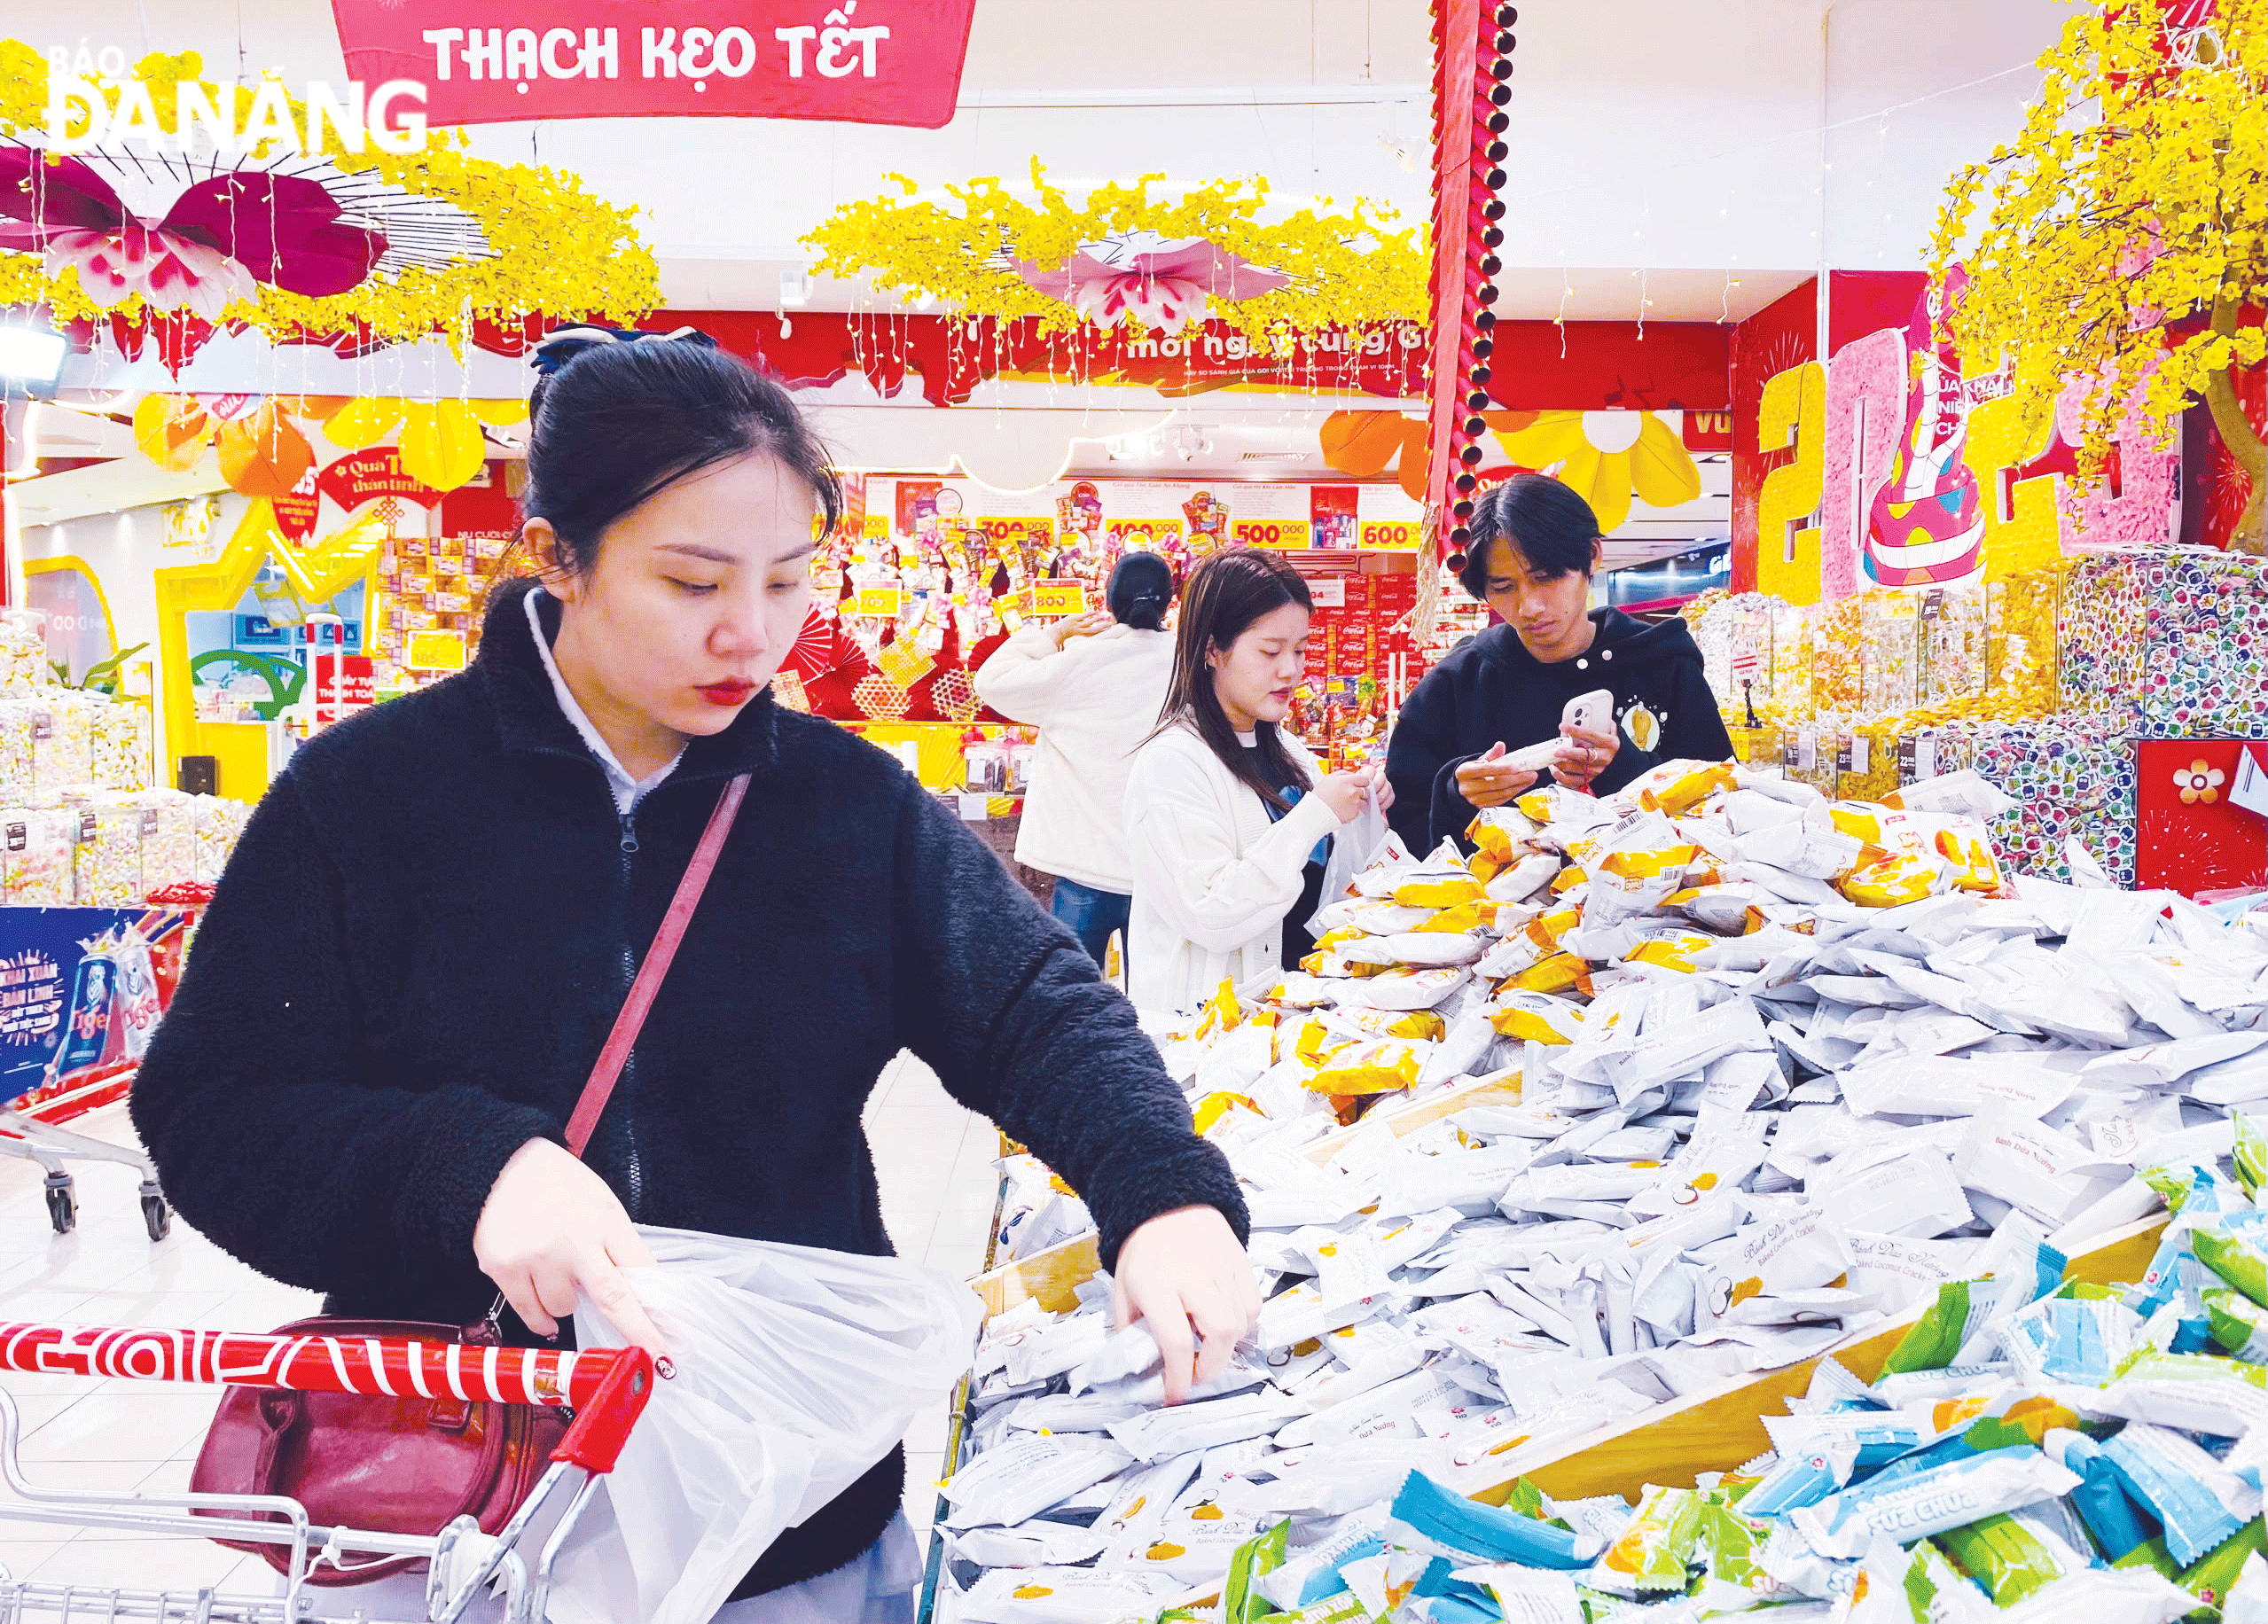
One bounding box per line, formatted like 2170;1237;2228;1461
878;641;938;691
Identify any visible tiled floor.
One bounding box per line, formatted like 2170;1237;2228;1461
0;1048;997;1598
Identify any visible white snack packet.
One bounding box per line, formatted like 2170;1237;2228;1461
957;1565;1182;1623
941;1433;1137;1529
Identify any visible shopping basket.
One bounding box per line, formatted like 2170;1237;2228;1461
0;1318;654;1621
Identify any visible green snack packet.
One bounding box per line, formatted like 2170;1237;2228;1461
2239;1113;2268;1204
1501;1474;1575;1530
2179;1518;2268;1616
2194;1224;2268;1309
1905;1540;1987;1621
1268;1593;1372;1624
1883;1279;1993;1374
1578;1589;1638;1622
2113;1534;2181;1581
2144;1164;2202;1213
2206;1286;2268;1362
1934;1512;2080;1605
1222;1519;1291;1623
1593;1484;1705;1595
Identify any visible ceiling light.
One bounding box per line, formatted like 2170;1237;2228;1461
0;326;67;393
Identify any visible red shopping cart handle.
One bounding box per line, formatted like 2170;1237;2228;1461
0;1322;654;1475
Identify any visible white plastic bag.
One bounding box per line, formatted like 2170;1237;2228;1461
1305;784;1391;937
547;1227;982;1624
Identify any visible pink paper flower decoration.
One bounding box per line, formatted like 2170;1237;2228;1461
1012;232;1292;334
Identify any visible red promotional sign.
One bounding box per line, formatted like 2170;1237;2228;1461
329;0;978;129
318;449;442;513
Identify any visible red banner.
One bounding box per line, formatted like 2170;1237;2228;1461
329;0;977;129
318;449;442;513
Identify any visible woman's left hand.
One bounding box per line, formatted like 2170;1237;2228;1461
1552;723;1620;792
1112;1205;1262;1405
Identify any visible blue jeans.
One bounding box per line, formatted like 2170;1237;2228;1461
1049;877;1131;969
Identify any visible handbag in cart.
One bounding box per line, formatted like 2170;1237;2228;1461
190;773;751;1584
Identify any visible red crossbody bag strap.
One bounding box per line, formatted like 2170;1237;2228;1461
562;772;751;1159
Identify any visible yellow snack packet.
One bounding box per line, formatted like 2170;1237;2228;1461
1490;989;1587;1044
1330;1006;1444;1041
1636;761;1737;815
1192;1092;1263;1134
1839;852;1943;908
1292;1018;1335;1066
1513;952;1590;995
1392;872;1483;909
1304;1038;1425;1095
1934;821;2006;894
1466;805;1542;863
1514;788;1558;824
1550;866;1588;895
1194;979;1243;1038
1623;932;1715;972
1528;907;1584;948
1416;901;1493;935
1599;843;1699;882
1467;850;1505;886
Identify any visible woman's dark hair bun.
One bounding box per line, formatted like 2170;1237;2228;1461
521;336;841;576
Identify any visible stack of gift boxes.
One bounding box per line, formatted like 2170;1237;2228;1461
1685;548;2268;886
0;613;250;906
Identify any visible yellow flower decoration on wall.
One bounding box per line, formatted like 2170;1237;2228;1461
803;160;1426;350
2175;760;2225;805
1493;410;1703;534
0;43;658;349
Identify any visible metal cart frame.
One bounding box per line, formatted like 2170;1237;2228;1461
0;1319;653;1621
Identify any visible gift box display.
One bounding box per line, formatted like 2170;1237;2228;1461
1963;716;2139;888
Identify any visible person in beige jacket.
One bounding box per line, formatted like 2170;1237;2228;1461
974;551;1176;964
1123;549;1390;1014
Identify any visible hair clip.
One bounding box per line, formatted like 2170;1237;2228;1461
528;323;719;377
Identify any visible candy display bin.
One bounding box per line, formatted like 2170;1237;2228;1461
1967;716;2139;886
2060;548;2268;735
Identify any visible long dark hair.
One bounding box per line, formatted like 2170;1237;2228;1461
1154;549;1314;812
521;333;841;576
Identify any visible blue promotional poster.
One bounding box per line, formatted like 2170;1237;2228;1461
0;910;191;1106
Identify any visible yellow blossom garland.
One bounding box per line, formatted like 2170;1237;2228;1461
802;160;1427;349
0;43;659;348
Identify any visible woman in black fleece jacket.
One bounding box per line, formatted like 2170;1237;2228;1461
129;333;1255;1612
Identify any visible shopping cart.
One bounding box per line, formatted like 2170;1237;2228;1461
0;1319;654;1621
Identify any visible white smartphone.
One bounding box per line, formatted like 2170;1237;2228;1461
1561;688;1615;738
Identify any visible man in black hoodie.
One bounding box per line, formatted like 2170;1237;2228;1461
1387;475;1733;852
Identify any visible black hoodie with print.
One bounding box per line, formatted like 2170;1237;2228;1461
1384;607;1733;852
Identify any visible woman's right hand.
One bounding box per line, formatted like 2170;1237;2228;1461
1455;742;1540;808
1313;766;1384;824
473;1138;673;1370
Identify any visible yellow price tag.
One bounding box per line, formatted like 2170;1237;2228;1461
1359;520;1419;550
852;587;906;618
1231;519;1311;549
403;630;467;672
1032;581;1089;616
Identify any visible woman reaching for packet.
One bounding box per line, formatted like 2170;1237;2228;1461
1122;547;1393;1015
130;330;1259;1620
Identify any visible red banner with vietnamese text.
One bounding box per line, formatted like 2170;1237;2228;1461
329;0;977;129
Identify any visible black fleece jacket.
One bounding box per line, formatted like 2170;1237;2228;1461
1384;608;1733;852
130;580;1247;1597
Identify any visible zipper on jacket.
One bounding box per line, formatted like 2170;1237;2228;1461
615;807;644;1220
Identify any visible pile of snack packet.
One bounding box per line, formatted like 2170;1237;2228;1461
942;756;2268;1623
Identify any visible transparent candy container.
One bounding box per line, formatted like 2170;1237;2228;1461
135;789;198;894
0;807;73;904
962;738;1007;794
73;795;145;906
28;695;95;803
192;796;252;884
0;609;45;698
0;701;35;801
1858;590;1919;717
90;701;153;792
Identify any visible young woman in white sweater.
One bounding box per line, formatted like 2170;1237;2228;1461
1123;549;1391;1013
974;552;1177;964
